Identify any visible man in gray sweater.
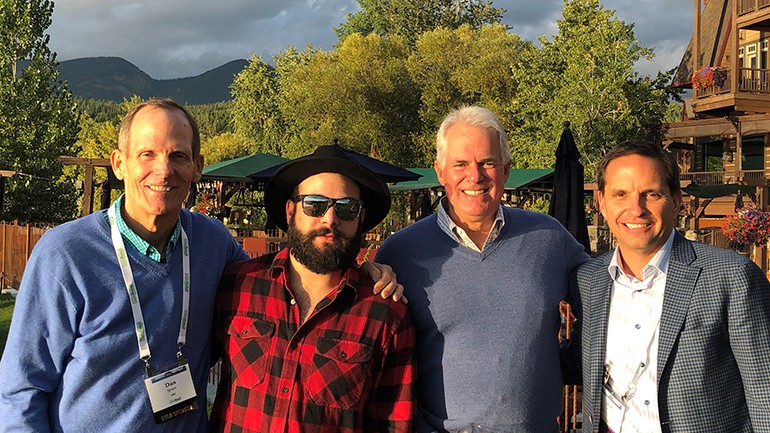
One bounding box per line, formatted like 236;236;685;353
377;106;588;433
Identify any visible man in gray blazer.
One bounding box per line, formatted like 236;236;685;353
571;140;770;433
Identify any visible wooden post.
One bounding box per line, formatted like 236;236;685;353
732;0;740;92
756;185;769;271
694;0;701;85
0;176;4;220
57;156;111;216
1;222;5;276
82;163;95;216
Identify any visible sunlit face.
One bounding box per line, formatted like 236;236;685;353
110;107;203;231
287;172;363;248
598;154;682;266
435;122;510;228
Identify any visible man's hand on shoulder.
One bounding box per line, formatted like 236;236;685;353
360;261;408;304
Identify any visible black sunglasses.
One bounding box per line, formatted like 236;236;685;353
292;195;363;221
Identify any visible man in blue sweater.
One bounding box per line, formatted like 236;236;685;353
0;99;401;433
377;106;589;433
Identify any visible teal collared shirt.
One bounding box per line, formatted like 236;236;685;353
104;195;182;263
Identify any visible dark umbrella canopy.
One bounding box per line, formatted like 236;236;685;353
201;153;288;182
548;122;591;254
248;144;422;184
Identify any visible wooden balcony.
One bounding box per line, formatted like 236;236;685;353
693;68;770;113
680;169;767;186
738;0;770;30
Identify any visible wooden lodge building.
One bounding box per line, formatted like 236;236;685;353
664;0;770;268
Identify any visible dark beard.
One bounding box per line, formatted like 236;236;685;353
287;214;363;274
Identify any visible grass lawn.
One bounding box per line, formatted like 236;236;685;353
0;293;14;354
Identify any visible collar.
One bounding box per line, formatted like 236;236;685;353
436;196;505;252
608;229;676;284
270;248;361;302
104;195;182;263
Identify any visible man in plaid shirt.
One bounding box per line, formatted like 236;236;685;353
210;145;416;433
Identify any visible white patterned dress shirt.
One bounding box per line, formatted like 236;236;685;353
603;230;676;433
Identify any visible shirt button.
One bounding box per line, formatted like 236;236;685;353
635;324;641;329
644;400;650;405
282;387;289;393
290;299;296;305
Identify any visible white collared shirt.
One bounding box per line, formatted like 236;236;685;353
436;197;505;252
602;230;676;433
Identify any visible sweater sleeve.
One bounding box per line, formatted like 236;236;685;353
0;249;80;432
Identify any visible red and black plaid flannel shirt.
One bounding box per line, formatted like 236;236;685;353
209;248;416;433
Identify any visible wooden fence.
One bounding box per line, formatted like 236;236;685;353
0;221;48;289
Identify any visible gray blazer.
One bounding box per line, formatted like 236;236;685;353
571;232;770;433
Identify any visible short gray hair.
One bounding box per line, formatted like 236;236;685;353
118;98;201;157
435;106;511;167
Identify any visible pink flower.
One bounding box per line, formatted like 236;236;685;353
722;207;770;247
692;66;727;89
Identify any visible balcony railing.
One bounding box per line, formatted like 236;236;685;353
738;67;770;92
695;68;770;98
739;0;770;16
744;169;766;183
681;171;726;185
680;170;766;185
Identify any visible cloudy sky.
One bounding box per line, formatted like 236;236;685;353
47;0;693;80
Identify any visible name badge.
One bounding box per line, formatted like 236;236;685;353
144;363;198;423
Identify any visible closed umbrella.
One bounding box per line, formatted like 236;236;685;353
548;122;591;254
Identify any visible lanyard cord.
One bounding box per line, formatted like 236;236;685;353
108;205;190;374
605;293;664;401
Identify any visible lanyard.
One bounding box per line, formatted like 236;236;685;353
108;205;191;374
604;279;665;402
604;318;660;402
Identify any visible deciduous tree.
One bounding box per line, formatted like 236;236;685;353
335;0;504;45
200;132;250;165
230;55;287;156
0;0;80;223
408;24;529;155
278;34;423;165
510;0;676;178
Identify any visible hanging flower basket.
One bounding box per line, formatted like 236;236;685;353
692;66;727;89
722;207;770;248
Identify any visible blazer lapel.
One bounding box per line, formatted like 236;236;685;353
587;255;613;425
590;268;612;369
657;233;700;384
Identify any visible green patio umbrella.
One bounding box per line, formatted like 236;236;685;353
201;153;288;183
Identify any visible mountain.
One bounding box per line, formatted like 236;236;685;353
56;57;248;104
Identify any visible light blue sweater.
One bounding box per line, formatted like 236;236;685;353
0;210;247;432
376;207;588;433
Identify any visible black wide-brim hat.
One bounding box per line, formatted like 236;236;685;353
265;145;391;232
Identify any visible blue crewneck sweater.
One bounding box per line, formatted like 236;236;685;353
376;207;588;433
0;210;247;432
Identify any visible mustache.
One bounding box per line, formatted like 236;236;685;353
307;226;342;238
